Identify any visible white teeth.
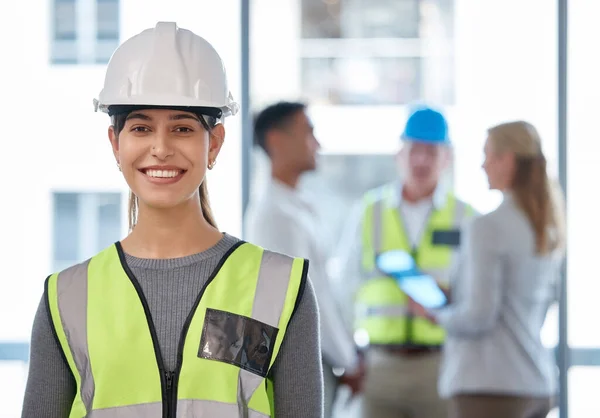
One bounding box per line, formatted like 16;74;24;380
145;169;181;178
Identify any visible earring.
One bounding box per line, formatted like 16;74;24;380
208;159;216;170
116;162;121;172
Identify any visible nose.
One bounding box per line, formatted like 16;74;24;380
413;153;429;165
150;131;175;160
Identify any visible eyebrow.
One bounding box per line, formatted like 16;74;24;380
125;112;201;122
125;112;151;121
169;114;201;122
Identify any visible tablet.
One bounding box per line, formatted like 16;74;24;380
397;274;447;310
376;250;448;309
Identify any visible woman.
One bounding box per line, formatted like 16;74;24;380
416;121;566;418
21;22;323;418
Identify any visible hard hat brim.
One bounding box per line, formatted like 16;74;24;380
106;104;224;119
401;135;451;145
94;95;239;117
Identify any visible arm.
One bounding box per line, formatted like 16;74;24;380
330;201;367;334
271;278;324;417
21;294;76;418
432;216;504;336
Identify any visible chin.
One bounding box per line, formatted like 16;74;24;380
136;192;196;211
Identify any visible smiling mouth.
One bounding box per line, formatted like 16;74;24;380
139;168;186;178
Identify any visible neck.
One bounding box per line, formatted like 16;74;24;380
122;197;222;259
271;163;301;189
402;182;437;203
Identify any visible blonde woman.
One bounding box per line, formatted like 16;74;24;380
414;121;566;418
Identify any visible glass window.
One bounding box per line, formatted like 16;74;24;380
51;0;120;64
97;193;122;251
53;193;80;264
566;2;600;414
54;0;77;40
258;0;455;107
301;0;421;39
567;0;600;349
96;0;119;40
569;367;600;417
53;192;122;272
301;57;421;105
301;0;341;38
0;362;28;417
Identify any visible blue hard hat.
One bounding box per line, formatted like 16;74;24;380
401;106;450;144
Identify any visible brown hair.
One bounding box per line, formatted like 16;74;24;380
487;121;566;255
111;109;218;232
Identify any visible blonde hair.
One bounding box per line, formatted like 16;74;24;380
487;121;566;255
127;181;217;232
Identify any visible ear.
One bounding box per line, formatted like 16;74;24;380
108;126;120;163
395;144;407;163
208;124;225;161
441;146;453;169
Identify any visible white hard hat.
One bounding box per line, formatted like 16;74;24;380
93;21;239;118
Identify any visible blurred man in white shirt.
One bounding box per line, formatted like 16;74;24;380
245;102;364;417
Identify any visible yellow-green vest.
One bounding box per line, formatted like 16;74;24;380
355;184;474;347
46;241;307;418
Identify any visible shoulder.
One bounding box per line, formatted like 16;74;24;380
47;243;127;287
47;255;99;284
450;194;479;218
363;182;395;206
465;205;513;248
242;241;309;271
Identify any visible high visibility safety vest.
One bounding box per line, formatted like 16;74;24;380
46;241;307;418
355;184;475;347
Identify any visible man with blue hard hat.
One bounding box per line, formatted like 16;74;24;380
336;105;477;418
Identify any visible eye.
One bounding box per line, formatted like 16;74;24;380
175;126;194;133
130;126;150;133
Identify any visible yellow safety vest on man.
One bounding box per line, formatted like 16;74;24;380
355;183;474;347
46;241;306;418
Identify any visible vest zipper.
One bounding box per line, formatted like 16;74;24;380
170;241;246;418
117;243;171;418
165;371;175;416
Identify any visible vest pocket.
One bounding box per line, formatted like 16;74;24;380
198;308;279;378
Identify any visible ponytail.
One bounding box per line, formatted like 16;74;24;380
199;179;218;228
128;180;217;231
512;156;566;255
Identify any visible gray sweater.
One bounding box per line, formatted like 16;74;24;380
21;233;324;417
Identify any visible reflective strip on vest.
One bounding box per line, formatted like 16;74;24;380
47;243;304;417
86;400;269;417
355;304;408;320
235;249;295;415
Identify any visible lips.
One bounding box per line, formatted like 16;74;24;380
137;166;187;185
142;168;184;178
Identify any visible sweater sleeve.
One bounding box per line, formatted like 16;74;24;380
270;277;324;417
21;294;76;418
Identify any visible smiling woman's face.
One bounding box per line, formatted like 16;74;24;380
108;108;224;210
